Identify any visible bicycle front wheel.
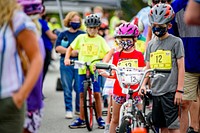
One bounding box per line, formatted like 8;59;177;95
119;118;132;133
83;82;94;131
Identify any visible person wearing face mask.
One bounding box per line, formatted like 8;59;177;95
93;6;109;27
145;0;176;48
93;6;103;18
139;3;185;133
65;14;113;129
101;23;146;133
55;11;85;119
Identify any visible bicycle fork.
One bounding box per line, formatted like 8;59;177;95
119;99;136;128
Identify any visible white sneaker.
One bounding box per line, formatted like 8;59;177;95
74;111;80;115
65;111;73;119
104;124;110;133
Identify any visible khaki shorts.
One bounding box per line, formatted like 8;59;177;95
183;72;200;101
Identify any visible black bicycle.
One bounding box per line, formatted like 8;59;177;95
70;59;101;131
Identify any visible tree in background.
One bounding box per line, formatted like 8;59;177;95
121;0;148;21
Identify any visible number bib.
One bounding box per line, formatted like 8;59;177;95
117;59;138;68
150;50;172;69
117;59;140;85
81;44;98;56
118;68;142;86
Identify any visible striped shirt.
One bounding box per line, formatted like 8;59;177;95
0;10;37;99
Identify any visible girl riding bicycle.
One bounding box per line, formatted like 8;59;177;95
102;22;146;133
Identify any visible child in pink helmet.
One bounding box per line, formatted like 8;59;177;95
102;22;146;133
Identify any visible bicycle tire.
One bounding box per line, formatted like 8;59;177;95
118;118;132;133
83;82;94;131
136;110;146;126
93;102;98;122
146;112;157;133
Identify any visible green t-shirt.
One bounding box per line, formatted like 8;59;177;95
71;34;110;74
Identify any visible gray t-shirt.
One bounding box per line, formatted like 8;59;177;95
145;34;184;96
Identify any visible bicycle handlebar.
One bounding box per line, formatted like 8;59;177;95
95;62;111;69
96;62;171;94
70;59;103;69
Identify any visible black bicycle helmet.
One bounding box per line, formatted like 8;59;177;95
149;3;175;24
84;14;101;27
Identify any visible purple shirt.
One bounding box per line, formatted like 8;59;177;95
27;38;45;111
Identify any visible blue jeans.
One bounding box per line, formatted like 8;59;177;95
60;58;79;112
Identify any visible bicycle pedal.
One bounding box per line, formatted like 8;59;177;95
115;126;119;133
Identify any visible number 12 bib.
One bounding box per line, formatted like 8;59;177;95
150;50;172;69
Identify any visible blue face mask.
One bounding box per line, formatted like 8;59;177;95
70;22;81;30
152;26;167;37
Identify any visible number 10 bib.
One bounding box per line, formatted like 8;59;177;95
81;44;98;56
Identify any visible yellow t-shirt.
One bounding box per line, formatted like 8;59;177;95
71;34;110;74
135;40;145;54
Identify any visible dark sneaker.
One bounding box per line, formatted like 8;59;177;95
68;118;86;129
97;117;105;129
187;127;198;133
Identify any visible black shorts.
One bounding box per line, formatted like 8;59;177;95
152;92;180;129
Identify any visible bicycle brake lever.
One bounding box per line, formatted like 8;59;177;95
109;68;113;76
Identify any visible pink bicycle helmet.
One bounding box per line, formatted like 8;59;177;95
116;23;139;38
17;0;43;15
149;3;175;24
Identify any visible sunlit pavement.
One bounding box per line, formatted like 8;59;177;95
39;60;107;133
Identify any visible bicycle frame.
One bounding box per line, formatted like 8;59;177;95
70;59;101;131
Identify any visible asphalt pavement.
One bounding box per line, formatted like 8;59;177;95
39;60;106;133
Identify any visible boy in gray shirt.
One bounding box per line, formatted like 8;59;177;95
139;3;185;133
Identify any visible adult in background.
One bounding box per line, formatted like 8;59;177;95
109;10;124;37
55;11;85;119
0;0;43;132
39;6;57;96
173;1;200;133
17;0;46;132
184;0;200;25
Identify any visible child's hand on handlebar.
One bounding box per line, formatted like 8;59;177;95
64;58;70;66
138;86;146;96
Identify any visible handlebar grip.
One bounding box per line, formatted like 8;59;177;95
141;89;152;99
96;63;111;69
70;60;74;65
154;69;171;73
